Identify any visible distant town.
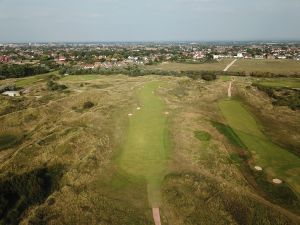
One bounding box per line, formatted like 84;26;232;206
1;42;300;74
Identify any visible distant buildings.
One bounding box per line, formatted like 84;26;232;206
0;55;10;63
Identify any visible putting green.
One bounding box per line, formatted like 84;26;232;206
219;99;300;193
118;82;170;206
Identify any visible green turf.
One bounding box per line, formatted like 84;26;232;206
61;75;103;81
211;121;246;149
117;82;170;206
219;99;300;193
253;78;300;89
14;71;58;87
194;130;211;141
221;75;231;82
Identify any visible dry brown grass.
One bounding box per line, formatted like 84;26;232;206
0;74;299;224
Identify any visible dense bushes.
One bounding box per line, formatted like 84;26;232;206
0;85;18;93
83;101;95;109
0;166;64;225
0;64;51;79
253;84;300;110
47;80;67;91
59;65;220;81
250;71;300;78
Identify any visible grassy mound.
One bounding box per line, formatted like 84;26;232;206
162;173;299;225
0;165;64;225
194;130;211;141
0;134;22;151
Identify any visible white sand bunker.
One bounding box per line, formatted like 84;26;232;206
164;112;169;115
137;107;141;110
254;166;263;171
128;113;133;116
272;178;282;184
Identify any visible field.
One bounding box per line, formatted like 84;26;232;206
146;59;231;71
0;70;300;225
229;59;300;74
253;78;300;88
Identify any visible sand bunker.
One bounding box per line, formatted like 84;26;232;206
272;178;282;184
164;112;169;115
254;166;263;171
128;113;133;116
137;107;141;110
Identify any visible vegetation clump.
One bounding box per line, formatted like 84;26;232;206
253;83;300;110
0;134;21;151
194;130;211;141
47;80;67;91
83;101;95;109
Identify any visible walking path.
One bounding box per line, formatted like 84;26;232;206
152;208;162;225
228;81;232;97
223;59;237;72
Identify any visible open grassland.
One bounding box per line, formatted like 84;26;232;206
253;78;300;89
229;59;300;74
146;59;231;71
61;74;105;82
0;73;299;224
219;99;300;193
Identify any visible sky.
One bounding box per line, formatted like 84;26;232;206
0;0;300;42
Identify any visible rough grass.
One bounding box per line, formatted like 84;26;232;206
0;134;20;151
218;99;300;194
14;71;58;88
253;78;300;89
117;82;170;206
162;173;299;225
61;74;103;81
229;59;300;74
0;165;64;225
146;59;231;72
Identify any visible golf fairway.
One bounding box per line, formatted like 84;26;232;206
219;99;300;193
118;82;170;206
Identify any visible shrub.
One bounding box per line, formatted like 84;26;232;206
194;130;211;141
47;80;67;91
83;101;94;109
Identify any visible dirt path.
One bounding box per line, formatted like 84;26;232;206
223;59;237;72
152;208;162;225
228;81;232;97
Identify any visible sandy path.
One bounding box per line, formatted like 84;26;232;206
228;81;232;97
223;59;237;72
152;208;162;225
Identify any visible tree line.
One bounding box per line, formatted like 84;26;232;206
0;64;53;79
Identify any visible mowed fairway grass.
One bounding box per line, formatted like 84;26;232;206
117;82;170;206
229;59;300;74
219;99;300;193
